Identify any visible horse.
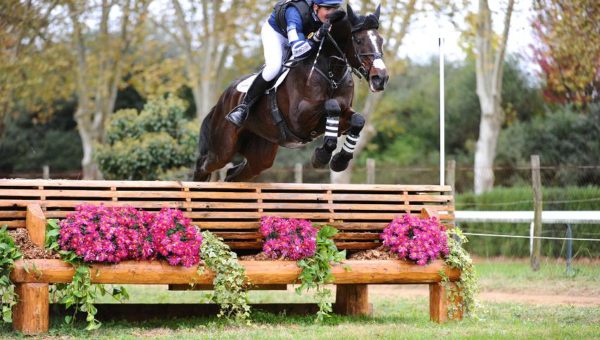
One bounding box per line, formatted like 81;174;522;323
193;4;388;182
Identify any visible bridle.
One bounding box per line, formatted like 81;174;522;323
350;33;383;80
283;23;382;92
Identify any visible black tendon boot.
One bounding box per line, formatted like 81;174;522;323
226;74;270;128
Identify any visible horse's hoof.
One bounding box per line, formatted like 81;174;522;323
330;151;353;172
311;147;332;168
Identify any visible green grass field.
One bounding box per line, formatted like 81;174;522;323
2;259;599;339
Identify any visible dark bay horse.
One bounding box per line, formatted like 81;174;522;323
193;4;388;182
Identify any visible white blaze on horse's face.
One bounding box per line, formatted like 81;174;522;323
366;29;388;92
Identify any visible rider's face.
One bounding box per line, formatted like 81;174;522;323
313;5;339;22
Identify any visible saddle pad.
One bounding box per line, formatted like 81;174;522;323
236;68;290;93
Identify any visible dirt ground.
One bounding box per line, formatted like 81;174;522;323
369;285;600;306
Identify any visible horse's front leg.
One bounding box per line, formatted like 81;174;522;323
311;99;341;168
330;111;365;172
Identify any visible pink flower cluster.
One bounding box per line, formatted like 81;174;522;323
58;205;202;267
381;214;449;265
259;216;317;260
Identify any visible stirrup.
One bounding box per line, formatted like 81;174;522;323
226;104;249;128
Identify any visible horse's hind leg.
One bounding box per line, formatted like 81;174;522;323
331;112;365;172
225;137;278;182
312;99;341;168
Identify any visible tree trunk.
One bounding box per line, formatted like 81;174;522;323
473;0;514;194
473;111;501;194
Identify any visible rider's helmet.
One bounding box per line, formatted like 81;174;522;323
313;0;343;8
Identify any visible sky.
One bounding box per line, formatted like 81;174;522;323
398;1;539;76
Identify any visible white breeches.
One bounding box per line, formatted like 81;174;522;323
261;20;289;81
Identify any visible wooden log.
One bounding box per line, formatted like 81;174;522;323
429;282;463;323
334;284;371;316
11;260;460;285
12;283;49;335
26;204;46;248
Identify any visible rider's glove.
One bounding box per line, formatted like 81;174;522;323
312;22;331;42
291;39;315;59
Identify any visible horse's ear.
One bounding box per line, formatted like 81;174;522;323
347;3;358;25
375;4;381;20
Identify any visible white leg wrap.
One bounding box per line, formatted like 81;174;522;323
325;117;339;138
342;134;359;154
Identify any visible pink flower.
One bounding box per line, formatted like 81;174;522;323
58;205;202;267
381;214;448;265
259;217;317;260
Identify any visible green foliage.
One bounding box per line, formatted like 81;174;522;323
199;231;250;322
296;225;346;322
46;220;129;331
362;58;543;171
0;101;82;173
443;227;478;319
0;226;23;323
96;96;199;180
457;186;600;257
497;103;600;187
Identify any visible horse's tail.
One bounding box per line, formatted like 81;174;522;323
198;107;215;157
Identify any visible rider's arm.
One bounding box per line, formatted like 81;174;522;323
286;7;314;58
284;6;305;44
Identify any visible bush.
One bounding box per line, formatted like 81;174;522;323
96;96;198;180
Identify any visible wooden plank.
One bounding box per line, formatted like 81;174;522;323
12;283;49;335
0;211;27;218
25;204;46;248
11;259;460;285
0;179;452;193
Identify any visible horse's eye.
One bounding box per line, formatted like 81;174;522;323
356;39;362;45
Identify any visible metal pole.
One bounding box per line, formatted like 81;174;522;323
439;36;445;186
566;224;574;276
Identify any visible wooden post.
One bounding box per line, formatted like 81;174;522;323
12;283;49;334
531;155;543;271
447;159;456;194
294;163;303;183
334;284;371;316
26;204;46;248
366;158;375;184
42;165;50;179
429;282;462;323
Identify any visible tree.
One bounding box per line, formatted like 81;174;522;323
0;0;74;125
96;96;198;180
472;0;515;194
532;0;600;107
66;0;151;179
331;0;464;184
151;0;269;121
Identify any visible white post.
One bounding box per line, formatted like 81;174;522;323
439;36;445;186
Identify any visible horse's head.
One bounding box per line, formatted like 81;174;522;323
345;4;389;92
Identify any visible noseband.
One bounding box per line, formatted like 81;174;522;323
351;34;382;80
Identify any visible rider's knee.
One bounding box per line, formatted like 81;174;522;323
262;66;281;82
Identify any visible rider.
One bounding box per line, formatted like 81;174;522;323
226;0;343;128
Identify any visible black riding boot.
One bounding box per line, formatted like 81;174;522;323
226;74;270;128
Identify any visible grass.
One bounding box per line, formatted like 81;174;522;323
1;258;599;338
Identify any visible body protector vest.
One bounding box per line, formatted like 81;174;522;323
273;0;321;37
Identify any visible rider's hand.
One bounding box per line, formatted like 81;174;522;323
313;22;331;42
291;39;315;59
